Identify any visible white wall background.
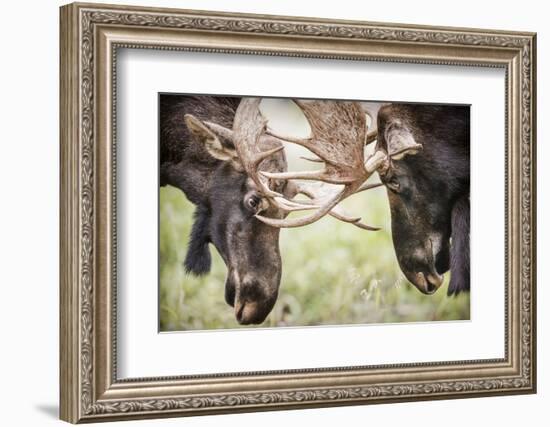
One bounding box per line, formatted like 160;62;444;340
0;0;545;425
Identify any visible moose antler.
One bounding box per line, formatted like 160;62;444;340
253;99;388;228
202;97;395;230
230;98;286;199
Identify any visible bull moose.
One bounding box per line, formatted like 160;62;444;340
374;104;470;296
160;95;289;325
160;95;385;324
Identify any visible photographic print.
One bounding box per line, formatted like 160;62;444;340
159;95;470;331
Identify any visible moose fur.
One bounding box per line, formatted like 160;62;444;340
376;103;470;295
160;95;290;325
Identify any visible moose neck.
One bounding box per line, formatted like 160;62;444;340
160;158;219;206
159;95;241;206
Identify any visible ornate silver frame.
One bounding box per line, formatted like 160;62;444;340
60;2;537;423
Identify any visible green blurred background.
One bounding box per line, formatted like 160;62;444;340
159;98;470;332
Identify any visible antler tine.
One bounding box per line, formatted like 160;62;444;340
356;181;384;193
260;169;357;185
252;145;285;166
329;204;380;231
265;127;312;146
362;103;380;145
231;98;287;199
255;189;346;228
228;97;389;230
254;99;389;229
259;180;381;229
271;196;320;213
296;182;380;230
300;155;324;163
256;186;379;230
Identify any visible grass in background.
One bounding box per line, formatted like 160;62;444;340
159;184;470;331
159;98;469;331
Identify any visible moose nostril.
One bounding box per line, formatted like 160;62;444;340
425;273;443;294
235;302;245;323
415;272;442;295
235;300;263;325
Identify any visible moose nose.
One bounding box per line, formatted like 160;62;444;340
415;272;443;295
235;300;261;325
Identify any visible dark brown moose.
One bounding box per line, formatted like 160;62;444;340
374;103;470;296
159;95;386;325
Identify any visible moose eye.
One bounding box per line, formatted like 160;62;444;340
386;177;401;193
245;194;262;212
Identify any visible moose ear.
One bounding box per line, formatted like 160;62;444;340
385;120;423;160
184;114;242;168
184;206;212;276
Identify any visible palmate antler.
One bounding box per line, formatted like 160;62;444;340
204;97;415;230
251;98;388;229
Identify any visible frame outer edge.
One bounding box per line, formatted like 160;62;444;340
529;33;537;393
60;3;81;424
59;2;537;422
68;1;537;37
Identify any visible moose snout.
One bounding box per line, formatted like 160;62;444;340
234;300;261;325
413;271;444;295
233;280;278;325
402;260;445;295
395;235;449;295
234;296;274;325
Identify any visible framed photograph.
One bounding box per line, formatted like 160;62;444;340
59;2;537;423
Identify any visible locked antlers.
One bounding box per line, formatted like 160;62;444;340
197;97;420;230
251;99;387;229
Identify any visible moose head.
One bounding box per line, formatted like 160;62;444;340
161;96;388;325
161;96;290;325
374;104;470;295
